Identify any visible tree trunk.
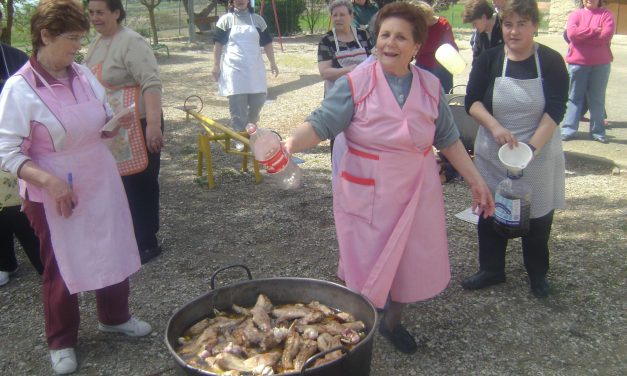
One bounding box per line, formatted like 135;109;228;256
148;7;158;45
140;0;162;45
1;0;15;45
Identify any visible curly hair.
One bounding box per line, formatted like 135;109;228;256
374;1;427;45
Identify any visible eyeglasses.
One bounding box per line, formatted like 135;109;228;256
59;33;87;44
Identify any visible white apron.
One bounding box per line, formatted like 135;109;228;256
24;66;140;294
324;27;369;94
474;45;565;218
219;13;267;96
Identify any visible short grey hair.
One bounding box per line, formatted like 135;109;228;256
329;0;354;15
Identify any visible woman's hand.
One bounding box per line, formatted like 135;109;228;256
490;124;518;148
469;179;495;219
145;125;164;153
212;66;221;82
45;175;78;218
270;63;279;77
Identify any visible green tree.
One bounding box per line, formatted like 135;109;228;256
140;0;161;45
1;0;16;44
302;0;326;35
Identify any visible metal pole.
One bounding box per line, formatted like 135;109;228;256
188;0;195;43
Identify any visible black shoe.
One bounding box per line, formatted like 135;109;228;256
461;270;506;290
530;276;549;298
140;246;162;265
592;135;608;144
379;323;417;354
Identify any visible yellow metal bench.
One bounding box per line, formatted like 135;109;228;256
177;97;261;189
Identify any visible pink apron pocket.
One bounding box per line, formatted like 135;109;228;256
335;148;378;223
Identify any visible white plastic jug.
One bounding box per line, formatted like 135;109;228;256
435;43;466;75
498;143;533;175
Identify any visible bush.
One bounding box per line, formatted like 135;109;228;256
259;0;306;36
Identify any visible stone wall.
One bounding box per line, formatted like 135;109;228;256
548;0;578;33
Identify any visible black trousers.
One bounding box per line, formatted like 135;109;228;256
0;205;43;274
478;210;554;278
121;116;162;251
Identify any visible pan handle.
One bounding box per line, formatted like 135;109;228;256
210;264;253;290
300;346;349;375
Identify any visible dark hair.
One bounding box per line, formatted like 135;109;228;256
462;0;495;24
578;0;605;7
90;0;127;23
374;2;427;45
228;0;254;13
353;0;373;6
501;0;540;25
31;0;90;54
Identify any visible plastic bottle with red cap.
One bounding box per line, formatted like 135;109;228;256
246;123;302;190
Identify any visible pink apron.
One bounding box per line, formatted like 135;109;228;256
21;64;140;294
334;61;450;308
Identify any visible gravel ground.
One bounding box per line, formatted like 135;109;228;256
0;35;625;376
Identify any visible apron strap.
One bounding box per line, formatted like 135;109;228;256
502;43;542;79
333;26;363;52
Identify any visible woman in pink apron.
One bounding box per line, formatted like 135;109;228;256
286;3;494;354
212;0;279;150
0;2;151;374
461;0;568;298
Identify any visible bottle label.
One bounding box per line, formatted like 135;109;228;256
260;149;289;174
494;193;521;225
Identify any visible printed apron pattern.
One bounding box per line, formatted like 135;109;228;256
86;35;148;176
474;44;565;219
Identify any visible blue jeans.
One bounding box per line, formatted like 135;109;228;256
561;63;611;139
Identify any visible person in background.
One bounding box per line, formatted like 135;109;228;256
560;0;614;144
85;0;165;264
285;2;494;354
0;1;151;374
463;0;504;63
319;0;373;96
352;0;379;29
0;8;43;286
412;0;459;94
212;0;278;150
318;1;373;164
461;0;568;298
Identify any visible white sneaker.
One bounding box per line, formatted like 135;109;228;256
50;348;77;375
98;316;152;337
231;140;245;151
0;271;9;286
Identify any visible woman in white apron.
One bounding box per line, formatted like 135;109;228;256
285;2;494;354
461;0;569;298
0;2;151;374
212;0;279;142
317;0;373;171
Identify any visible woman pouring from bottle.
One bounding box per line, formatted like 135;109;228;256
460;0;568;298
285;2;494;354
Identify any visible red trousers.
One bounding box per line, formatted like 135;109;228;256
23;200;131;349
